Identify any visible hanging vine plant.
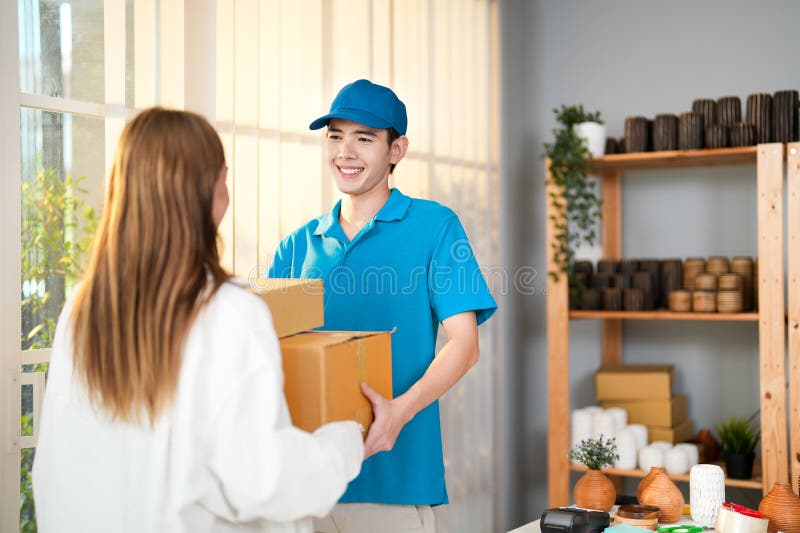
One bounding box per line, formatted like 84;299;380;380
544;104;604;281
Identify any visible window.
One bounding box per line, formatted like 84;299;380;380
4;1;147;531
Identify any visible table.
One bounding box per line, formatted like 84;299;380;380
507;515;713;533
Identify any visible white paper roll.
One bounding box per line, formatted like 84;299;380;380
638;445;665;472
627;424;648;450
664;447;690;475
606;407;628;431
591;410;615;440
674;443;700;467
650;440;672;451
571;409;593;447
614;427;638;470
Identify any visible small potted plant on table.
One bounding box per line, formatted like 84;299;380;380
715;414;759;479
568;435;619;511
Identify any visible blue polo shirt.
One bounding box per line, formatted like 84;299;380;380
268;188;497;505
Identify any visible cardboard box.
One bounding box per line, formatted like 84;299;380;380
279;330;393;434
595;365;673;401
250;278;324;338
601;395;687;427
647;419;694;444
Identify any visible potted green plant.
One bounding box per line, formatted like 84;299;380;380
568;435;619;511
714;414;760;479
543;105;604;282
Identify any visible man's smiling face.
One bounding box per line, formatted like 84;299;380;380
326;118;395;197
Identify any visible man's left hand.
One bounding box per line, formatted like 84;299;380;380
360;382;412;459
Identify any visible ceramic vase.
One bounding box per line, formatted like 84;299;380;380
690;464;725;526
694;429;721;462
637;466;665;502
574;469;615;512
758;482;800;533
640;471;685;524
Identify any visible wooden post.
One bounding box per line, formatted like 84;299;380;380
546;159;571;507
787;143;800;495
757;143;788;493
601;170;622;366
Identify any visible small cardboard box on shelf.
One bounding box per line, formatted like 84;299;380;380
601;394;687;427
595;365;673;401
647;418;694;444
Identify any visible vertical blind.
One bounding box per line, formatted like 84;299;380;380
215;1;502;530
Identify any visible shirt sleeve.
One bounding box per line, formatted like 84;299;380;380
268;237;294;278
428;216;498;326
206;322;363;523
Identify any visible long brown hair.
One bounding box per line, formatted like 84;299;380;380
71;107;229;424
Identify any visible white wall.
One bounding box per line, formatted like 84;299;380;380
502;0;800;528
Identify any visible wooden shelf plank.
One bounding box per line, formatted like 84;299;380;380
569;463;763;490
569;310;759;321
590;146;758;171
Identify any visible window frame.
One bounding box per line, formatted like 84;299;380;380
0;0;162;530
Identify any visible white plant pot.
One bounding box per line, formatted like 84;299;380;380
574;121;607;158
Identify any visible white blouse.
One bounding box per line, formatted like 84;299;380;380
33;281;363;533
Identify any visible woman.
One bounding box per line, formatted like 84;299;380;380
32;108;364;533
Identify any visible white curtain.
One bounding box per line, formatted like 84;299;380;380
215;1;503;530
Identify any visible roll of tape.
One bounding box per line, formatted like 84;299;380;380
727;511;768;533
716;504;768;533
716;505;733;532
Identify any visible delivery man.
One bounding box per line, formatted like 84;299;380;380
269;79;497;533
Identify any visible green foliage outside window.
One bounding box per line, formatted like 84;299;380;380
20;167;98;533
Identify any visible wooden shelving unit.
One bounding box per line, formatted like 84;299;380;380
569;311;759;321
569;461;763;491
545;144;791;507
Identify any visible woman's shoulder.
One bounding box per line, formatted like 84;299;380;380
204;279;274;331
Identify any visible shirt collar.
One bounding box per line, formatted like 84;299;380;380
313;189;411;237
313;200;342;236
375;188;412;222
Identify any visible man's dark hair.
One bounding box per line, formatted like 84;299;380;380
387;127;401;174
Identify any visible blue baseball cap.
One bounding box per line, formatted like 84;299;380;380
309;79;407;135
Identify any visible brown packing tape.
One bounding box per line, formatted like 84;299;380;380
355;337;367;383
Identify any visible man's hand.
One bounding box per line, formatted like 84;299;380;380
360;312;480;460
361;382;412;459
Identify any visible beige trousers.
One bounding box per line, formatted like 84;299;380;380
314;503;436;533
